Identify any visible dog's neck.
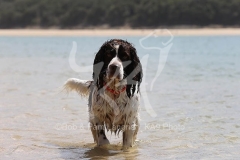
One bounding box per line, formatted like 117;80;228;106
105;79;119;88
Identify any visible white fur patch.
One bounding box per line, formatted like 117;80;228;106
114;45;119;54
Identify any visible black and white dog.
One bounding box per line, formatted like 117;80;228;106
64;39;142;149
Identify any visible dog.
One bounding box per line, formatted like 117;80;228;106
64;39;142;149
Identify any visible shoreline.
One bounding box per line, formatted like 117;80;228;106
0;28;240;36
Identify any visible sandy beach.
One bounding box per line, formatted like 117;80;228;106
0;28;240;36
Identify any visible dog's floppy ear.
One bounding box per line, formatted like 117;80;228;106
125;46;143;97
93;44;106;90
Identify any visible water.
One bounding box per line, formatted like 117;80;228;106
0;35;240;159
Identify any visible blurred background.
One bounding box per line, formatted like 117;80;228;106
0;0;240;29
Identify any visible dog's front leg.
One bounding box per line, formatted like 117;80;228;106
133;118;139;142
90;123;98;143
97;125;110;146
122;124;135;149
90;118;110;146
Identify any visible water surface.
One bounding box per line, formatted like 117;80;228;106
0;36;240;159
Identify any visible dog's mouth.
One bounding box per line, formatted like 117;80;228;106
106;69;123;80
107;73;123;80
104;74;126;88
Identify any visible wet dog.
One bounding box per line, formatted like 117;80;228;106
64;39;142;149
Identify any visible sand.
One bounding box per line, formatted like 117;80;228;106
0;28;240;36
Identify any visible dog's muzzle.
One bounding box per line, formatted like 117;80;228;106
107;63;123;80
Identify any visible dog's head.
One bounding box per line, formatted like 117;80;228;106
93;39;142;97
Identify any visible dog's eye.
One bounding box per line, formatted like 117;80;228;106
104;51;115;62
105;50;115;58
121;55;129;60
106;52;112;57
119;52;130;61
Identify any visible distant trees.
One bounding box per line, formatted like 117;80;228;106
0;0;239;28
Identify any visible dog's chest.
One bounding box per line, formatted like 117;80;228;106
92;91;128;121
90;87;139;130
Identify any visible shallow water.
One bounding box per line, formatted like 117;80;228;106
0;35;240;159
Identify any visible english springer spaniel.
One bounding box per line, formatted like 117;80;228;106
64;39;142;149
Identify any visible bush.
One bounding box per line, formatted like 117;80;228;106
0;0;239;28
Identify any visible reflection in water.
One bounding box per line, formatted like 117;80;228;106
56;143;139;160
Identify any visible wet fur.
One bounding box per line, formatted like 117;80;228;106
64;39;142;149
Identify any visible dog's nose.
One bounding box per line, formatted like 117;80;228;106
109;64;120;71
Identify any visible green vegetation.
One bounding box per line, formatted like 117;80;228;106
0;0;239;28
